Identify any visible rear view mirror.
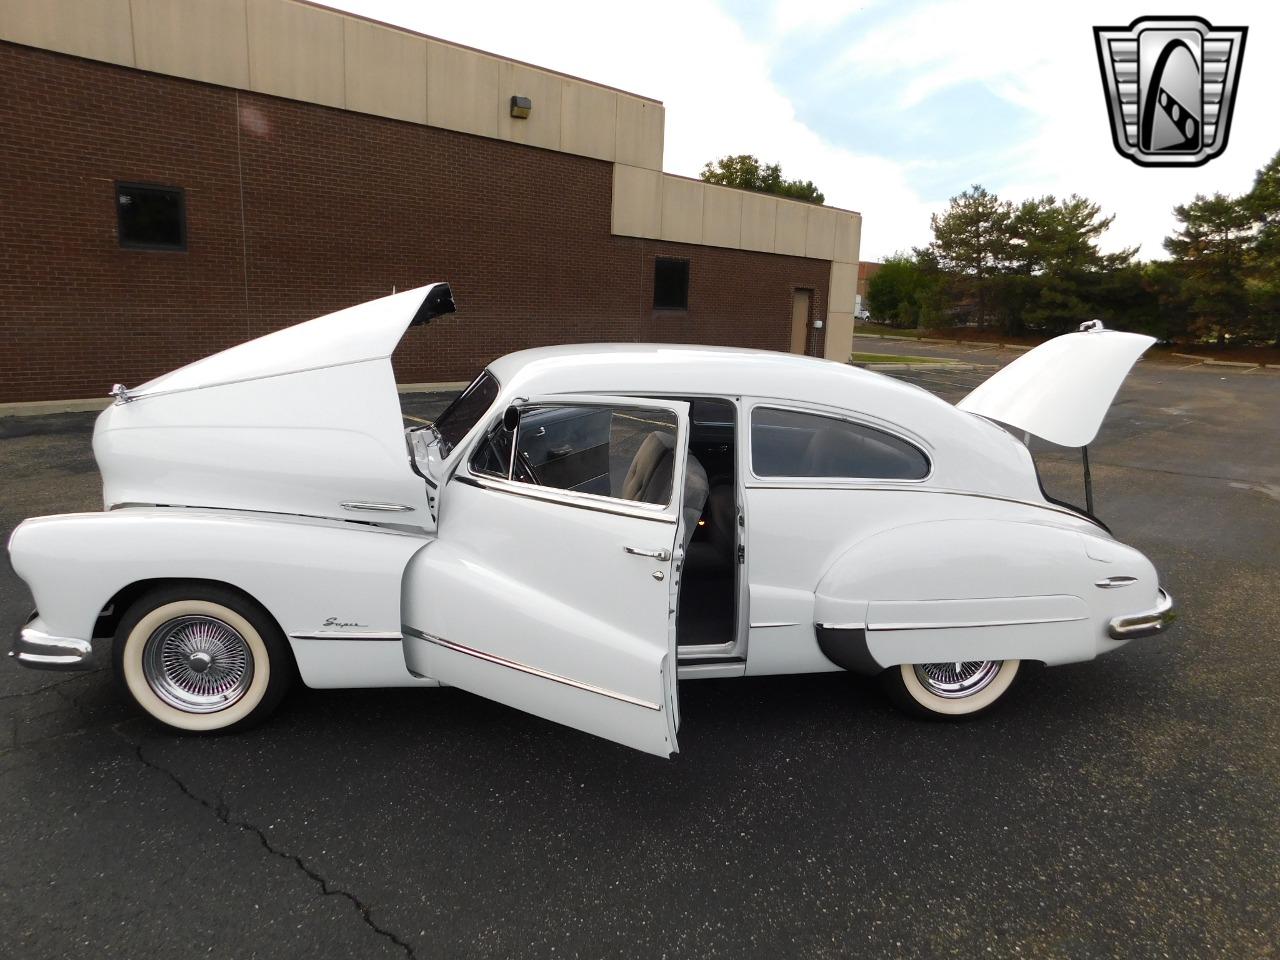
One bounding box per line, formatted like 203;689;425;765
502;405;521;433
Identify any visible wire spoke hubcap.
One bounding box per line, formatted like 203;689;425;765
143;615;254;713
914;660;1002;699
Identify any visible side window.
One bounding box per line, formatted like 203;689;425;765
471;404;680;505
751;407;929;480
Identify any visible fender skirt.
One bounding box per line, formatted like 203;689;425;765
815;625;881;675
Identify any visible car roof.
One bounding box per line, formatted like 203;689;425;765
489;343;938;413
485;343;1044;502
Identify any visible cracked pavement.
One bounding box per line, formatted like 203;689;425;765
2;364;1278;959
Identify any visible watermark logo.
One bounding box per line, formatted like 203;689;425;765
1094;16;1247;167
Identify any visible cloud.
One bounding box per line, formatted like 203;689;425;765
836;0;1279;258
318;1;1276;262
318;0;935;259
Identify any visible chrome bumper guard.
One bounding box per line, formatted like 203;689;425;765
10;613;96;671
1108;588;1174;641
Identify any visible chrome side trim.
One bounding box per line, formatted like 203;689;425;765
866;614;1086;631
1108;588;1175;640
289;631;403;641
341;501;415;513
402;625;662;711
749;621;801;628
11;621;95;671
1095;575;1139;589
816;621;863;631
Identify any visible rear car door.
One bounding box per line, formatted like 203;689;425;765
402;396;691;756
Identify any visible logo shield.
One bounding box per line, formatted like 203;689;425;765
1094;16;1247;167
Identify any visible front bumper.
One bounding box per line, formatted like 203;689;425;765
1108;588;1175;641
10;613;96;671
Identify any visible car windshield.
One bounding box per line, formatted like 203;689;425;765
433;370;500;457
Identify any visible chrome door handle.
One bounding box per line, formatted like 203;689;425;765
624;546;671;561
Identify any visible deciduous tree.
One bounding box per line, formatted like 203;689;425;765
699;154;825;204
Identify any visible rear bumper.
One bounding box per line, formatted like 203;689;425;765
9;613;96;671
1108;589;1174;641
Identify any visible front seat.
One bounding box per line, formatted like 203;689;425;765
621;431;708;551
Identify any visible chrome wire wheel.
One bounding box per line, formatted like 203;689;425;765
912;660;1003;699
142;615;255;713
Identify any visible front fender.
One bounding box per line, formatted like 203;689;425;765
8;508;429;663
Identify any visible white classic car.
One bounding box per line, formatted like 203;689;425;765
9;284;1173;756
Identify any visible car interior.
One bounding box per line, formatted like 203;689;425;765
666;397;739;652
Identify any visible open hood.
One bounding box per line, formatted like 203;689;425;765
95;284;456;530
128;284;455;399
957;324;1155;447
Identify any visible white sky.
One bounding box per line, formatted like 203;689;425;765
321;1;1278;262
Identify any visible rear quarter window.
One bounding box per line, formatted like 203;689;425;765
751;407;929;480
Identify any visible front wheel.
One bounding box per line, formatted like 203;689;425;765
880;659;1021;719
113;584;294;733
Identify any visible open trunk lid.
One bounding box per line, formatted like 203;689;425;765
957;323;1155;447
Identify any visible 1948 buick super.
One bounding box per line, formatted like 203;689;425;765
9;283;1173;756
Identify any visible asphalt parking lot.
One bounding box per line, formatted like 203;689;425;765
2;348;1278;959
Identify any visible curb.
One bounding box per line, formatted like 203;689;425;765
1202;359;1259;369
0;397;112;417
863;362;975;372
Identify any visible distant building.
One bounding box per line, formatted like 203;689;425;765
0;0;862;403
857;261;883;305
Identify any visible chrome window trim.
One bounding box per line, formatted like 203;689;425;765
457;397;688;524
402;625;662;711
745;401;934;484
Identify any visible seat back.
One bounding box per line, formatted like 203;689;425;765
620;431;707;551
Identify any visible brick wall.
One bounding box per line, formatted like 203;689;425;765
0;42;831;403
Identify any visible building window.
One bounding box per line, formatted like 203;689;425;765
653;257;690;311
116;183;186;250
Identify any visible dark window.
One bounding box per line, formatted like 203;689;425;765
653;258;690;311
116;183;186;250
473;403;679;505
751;407;930;480
434;371;500;456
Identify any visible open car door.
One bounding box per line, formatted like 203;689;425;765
402;395;691;757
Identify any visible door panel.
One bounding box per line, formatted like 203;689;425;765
403;396;690;757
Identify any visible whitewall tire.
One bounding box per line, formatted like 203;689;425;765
881;659;1021;719
113;585;293;733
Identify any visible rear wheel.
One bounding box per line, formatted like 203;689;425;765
881;659;1020;719
113;584;293;733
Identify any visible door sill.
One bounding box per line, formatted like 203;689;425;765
677;660;746;680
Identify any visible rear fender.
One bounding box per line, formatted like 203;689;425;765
814;518;1158;669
